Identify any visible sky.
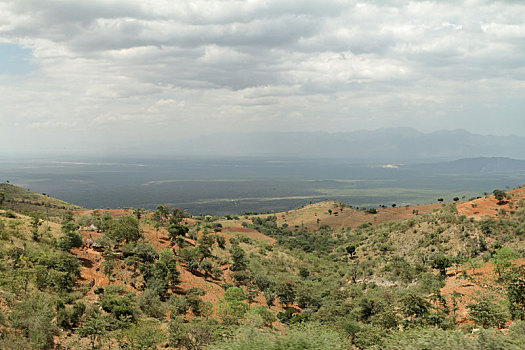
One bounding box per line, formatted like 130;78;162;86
0;0;524;155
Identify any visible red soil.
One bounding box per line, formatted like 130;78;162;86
457;186;525;220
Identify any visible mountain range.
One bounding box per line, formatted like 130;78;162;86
178;128;525;162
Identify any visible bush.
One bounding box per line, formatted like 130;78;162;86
8;294;58;349
119;320;166;350
99;288;136;324
467;295;508;329
209;324;348;350
138;288;165;319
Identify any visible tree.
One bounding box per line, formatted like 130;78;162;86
134;241;158;264
216;235;226;249
132;208;144;221
58;231;83;252
156;205;170;223
490;247;516;278
197;233;215;261
346;245;356;258
493;189;508;204
120;321;166;350
137;288;165;319
467;294;508;328
218;287;249;325
264;289;276;307
200;260;213;280
167;224;189;242
29;212;43;241
401;291;430;321
430;253;452;277
170;207;190;225
157;249;180;288
230;245;247;271
78;306;109;350
102;250;118;281
450;291;463;324
109;215;141;244
0;192;5;208
275;281;295;308
504;266;525;320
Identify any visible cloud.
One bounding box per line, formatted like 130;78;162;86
0;0;524;154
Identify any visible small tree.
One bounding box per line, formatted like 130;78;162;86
490;247;516;278
216;235;226;249
78;306;108;350
133;208;144;221
401;291;430;321
29;212;43;241
504;266;525;320
467;294;508;328
430;253;452;277
167;224;189;242
109;216;141;244
493;190;508;204
346;245;356;259
200;260;213;280
230;245;248;271
275;281;295;308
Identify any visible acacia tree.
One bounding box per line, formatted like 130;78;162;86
167;224;189;243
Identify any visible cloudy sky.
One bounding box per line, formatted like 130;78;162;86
1;0;524;155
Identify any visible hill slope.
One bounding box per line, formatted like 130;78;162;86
0;183;82;216
2;186;525;349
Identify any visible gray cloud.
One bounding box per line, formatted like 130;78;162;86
0;0;524;154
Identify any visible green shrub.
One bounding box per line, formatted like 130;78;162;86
209;324;348;350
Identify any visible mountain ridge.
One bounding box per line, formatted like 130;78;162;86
178;128;525;161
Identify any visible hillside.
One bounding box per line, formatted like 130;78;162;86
0;183;82;217
1;185;525;349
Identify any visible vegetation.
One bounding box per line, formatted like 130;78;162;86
1;184;525;349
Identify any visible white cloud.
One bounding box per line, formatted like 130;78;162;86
0;0;524;153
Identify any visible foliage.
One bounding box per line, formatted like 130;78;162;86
209;324;348;350
7;293;58;350
108;215;141;244
467;294;508;328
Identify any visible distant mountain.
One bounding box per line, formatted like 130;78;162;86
179;128;525;162
403;157;525;174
